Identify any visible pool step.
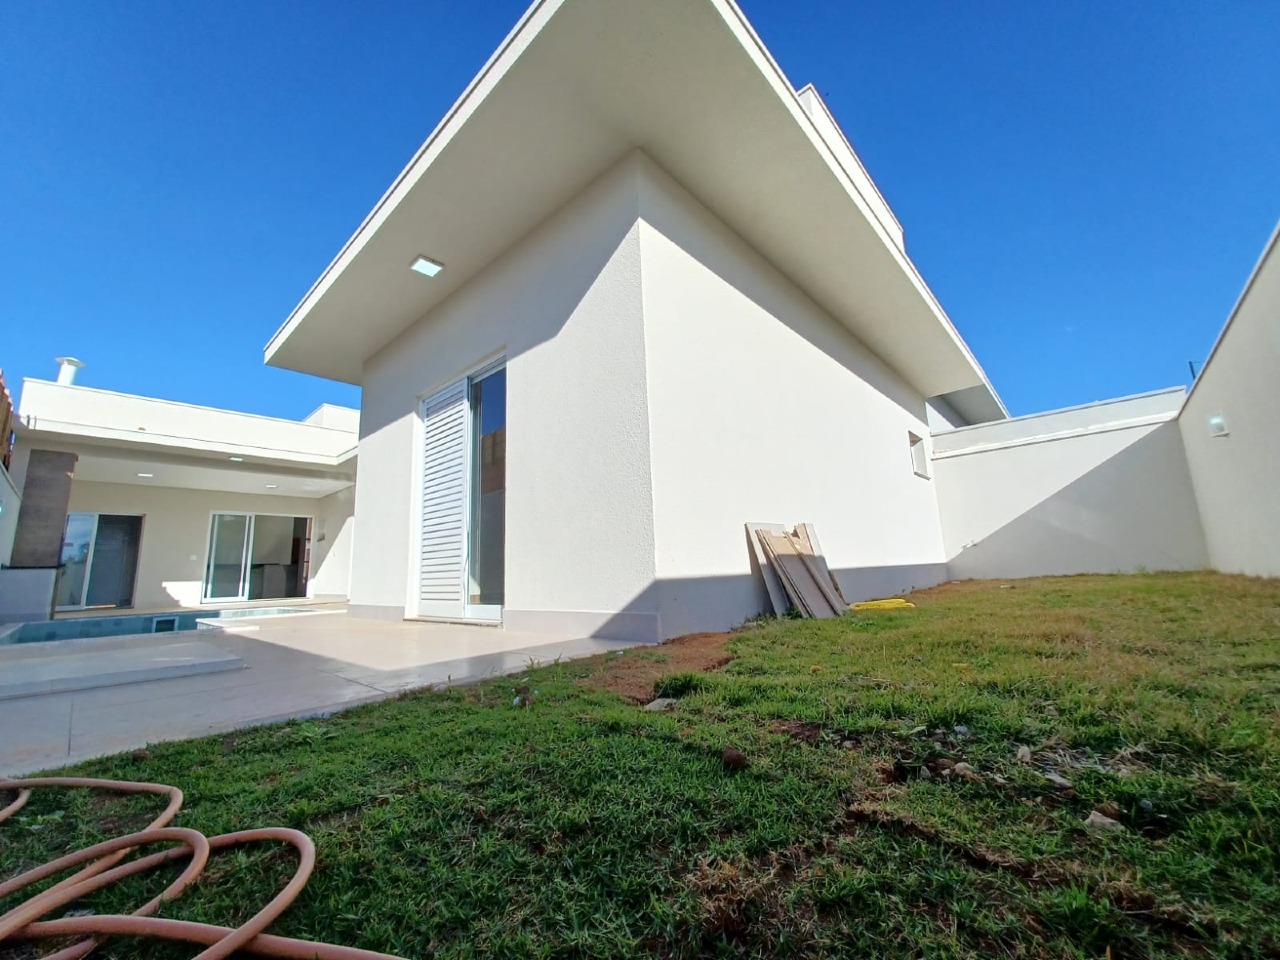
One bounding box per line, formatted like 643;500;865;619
0;640;246;700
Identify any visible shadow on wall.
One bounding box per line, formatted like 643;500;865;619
357;160;644;440
517;561;950;645
947;423;1210;580
540;423;1211;644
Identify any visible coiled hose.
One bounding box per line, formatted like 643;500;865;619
1;776;408;959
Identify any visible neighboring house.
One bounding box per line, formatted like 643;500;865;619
263;0;1008;643
0;360;356;620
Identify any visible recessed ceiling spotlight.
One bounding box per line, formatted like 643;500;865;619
229;456;245;462
264;483;279;489
409;255;444;278
136;472;154;478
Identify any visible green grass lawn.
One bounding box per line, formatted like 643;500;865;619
4;572;1280;959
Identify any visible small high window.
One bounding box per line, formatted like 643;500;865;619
909;432;930;479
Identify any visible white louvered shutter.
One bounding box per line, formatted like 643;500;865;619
417;380;469;617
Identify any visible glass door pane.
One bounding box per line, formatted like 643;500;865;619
55;513;97;609
247;515;309;600
205;513;250;601
467;366;505;617
85;515;143;608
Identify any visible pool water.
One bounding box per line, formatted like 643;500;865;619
0;607;312;646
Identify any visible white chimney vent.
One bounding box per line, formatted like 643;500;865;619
55;357;85;385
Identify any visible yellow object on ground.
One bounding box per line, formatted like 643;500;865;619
849;598;916;611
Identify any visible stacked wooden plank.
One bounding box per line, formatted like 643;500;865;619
747;523;847;618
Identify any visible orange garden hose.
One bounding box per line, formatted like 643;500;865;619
0;776;408;960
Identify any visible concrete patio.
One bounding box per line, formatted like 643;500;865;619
0;611;630;775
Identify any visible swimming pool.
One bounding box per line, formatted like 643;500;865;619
0;607;317;646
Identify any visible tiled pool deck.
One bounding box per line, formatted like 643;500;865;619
0;613;630;775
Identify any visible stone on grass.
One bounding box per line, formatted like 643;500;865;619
722;747;749;772
952;762;981;781
1084;810;1125;832
1016;745;1033;765
643;697;679;712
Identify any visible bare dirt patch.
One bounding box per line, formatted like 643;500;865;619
772;720;826;743
589;632;734;703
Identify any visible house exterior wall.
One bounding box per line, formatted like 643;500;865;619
65;480;353;609
636;158;949;636
350;156;660;641
0;463;20;567
309;488;356;599
933;391;1208;579
1179;228;1280;577
0;569;57;623
303;404;362;432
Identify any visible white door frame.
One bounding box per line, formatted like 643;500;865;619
56;512;146;611
55;511;100;612
201;510;315;604
462;358;506;623
408;355;506;623
203;512;253;602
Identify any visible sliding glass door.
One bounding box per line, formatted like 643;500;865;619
55;513;98;609
56;513;143;611
204;513;252;601
203;513;311;603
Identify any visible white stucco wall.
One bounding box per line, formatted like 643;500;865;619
1180;227;1280;577
65;481;353;609
0;463;20;567
309;488;355;599
934;392;1208;579
303;404;361;433
0;568;57;623
637;158;949;635
7;445;31;495
351;156;659;640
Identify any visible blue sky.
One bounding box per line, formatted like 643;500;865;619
3;0;1276;419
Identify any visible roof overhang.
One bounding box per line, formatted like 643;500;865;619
16;380;356;498
15;435;353;499
266;0;1005;416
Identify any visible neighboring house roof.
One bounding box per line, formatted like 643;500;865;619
16;379;357;498
265;0;1006;422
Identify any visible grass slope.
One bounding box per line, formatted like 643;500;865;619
3;572;1279;959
